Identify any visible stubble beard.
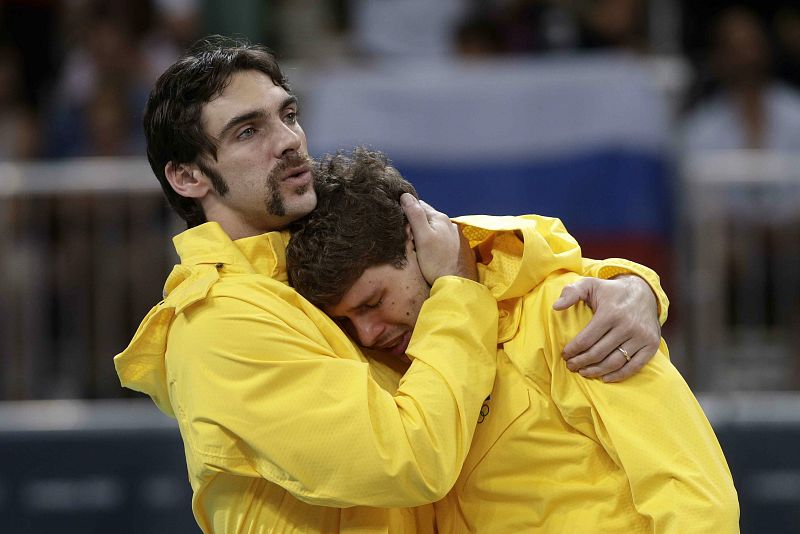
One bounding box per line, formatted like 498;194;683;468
265;152;312;217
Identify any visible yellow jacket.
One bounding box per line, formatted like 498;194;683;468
115;222;500;533
434;215;739;533
114;216;668;533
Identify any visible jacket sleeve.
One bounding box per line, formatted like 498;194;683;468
542;275;739;533
167;275;498;508
456;214;669;324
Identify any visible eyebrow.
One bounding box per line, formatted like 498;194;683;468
216;95;298;139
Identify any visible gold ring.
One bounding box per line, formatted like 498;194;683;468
618;346;631;362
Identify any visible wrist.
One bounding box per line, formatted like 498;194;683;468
455;258;479;282
613;274;657;309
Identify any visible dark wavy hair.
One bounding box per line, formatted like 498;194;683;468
143;35;290;227
287;148;418;308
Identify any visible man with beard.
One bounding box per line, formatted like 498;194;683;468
115;37;668;533
286;148;739;533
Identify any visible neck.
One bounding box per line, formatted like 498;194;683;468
201;198;289;240
212;218;267;241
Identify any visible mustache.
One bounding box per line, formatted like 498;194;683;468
270;152;313;179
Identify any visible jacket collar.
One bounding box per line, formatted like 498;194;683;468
172;222;291;283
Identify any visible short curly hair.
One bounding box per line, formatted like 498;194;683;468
287;148;418;309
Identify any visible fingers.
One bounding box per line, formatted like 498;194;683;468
400;193;432;241
401;194;471;283
600;347;649;383
401;195;453;243
561;304;619;361
571;337;659;382
574;349;630;379
417;198;444;219
601;338;659;382
575;348;644;381
564;324;622;371
553;279;594;311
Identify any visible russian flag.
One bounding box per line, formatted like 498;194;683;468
304;53;674;284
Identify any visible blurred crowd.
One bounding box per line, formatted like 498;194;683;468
0;0;200;160
2;0;800;162
1;0;799;400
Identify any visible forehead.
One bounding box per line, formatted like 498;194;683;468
331;266;382;306
201;70;290;132
325;264;395;315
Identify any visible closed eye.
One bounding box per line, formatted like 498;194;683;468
361;297;382;311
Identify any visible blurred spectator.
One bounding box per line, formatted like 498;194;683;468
774;4;800;90
454;12;504;57
85;80;145;157
0;0;59;111
495;0;573;54
44;1;167;157
576;0;648;53
0;44;39;159
680;6;800;345
454;0;651;58
352;0;469;58
682;6;800;150
454;1;575;57
141;0;202;79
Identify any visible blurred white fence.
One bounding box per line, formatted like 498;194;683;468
681;151;800;390
2;152;800;399
0;158;179;400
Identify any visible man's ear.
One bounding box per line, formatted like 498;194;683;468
405;223;415;249
165;161;211;199
404;223;417;255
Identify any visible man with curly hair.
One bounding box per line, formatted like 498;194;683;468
287;147;739;533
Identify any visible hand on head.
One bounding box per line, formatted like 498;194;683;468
400;193;478;284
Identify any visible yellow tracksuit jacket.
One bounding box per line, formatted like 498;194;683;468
432;215;739;533
114;217;667;533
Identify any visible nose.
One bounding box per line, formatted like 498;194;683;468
274;121;302;157
351;316;385;348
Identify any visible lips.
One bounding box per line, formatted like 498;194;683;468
379;331;411;357
282;165;310;181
